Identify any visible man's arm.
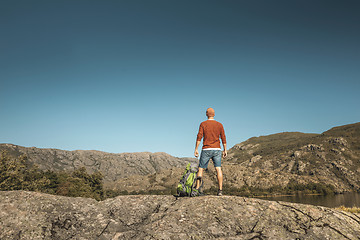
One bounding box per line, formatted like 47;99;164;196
195;123;203;157
194;140;201;158
220;124;227;158
222;143;227;158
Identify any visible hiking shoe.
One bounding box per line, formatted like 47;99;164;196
217;190;223;196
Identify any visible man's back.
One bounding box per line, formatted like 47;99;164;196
197;120;226;149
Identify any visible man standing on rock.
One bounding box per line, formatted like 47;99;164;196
194;107;227;196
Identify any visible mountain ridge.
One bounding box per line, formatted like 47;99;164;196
0;143;196;183
0;143;180;155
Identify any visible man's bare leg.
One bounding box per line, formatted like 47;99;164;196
195;167;204;189
215;167;223;190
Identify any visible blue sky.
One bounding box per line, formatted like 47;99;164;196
1;0;359;157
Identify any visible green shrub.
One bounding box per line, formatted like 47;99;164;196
0;151;104;200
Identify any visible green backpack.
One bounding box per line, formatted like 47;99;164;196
177;163;203;197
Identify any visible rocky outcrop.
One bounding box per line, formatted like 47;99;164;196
1;191;360;239
0;144;196;183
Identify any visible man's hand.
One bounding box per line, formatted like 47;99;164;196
194;149;199;158
222;149;227;158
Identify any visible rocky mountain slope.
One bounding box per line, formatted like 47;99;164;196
223;122;360;193
1;190;360;239
0;144;196;183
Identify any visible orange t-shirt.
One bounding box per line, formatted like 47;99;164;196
196;120;226;149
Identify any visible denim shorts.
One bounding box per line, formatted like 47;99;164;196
199;150;222;169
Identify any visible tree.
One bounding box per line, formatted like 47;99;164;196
0;151;49;191
0;151;105;200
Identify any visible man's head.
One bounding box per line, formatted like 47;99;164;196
206;108;215;117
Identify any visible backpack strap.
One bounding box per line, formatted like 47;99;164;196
192;176;202;190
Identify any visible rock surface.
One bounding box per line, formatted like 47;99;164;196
1;191;360;239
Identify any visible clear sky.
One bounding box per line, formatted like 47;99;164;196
1;0;359;157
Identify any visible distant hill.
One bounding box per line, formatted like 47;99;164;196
0;144;196;183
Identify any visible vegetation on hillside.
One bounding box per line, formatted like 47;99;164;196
230;132;318;160
336;206;360;214
0;151;104;200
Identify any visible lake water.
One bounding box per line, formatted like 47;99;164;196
256;192;360;208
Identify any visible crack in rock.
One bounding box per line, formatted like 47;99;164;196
97;221;111;237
